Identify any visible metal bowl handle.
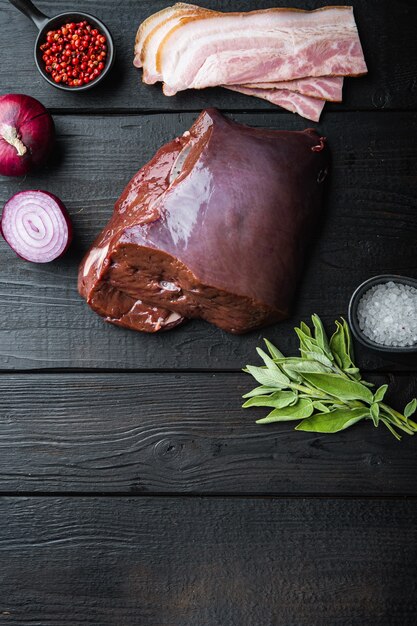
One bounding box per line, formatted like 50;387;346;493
8;0;49;30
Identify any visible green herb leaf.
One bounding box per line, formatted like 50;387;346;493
329;320;349;369
243;391;297;409
303;351;334;369
313;401;331;413
242;386;280;399
263;338;285;360
256;347;282;371
245;365;289;388
284;358;330;375
295;329;326;359
280;364;303;383
244;316;417;440
329;320;361;381
256;399;314;423
342;318;354;362
370;403;380;427
404;398;417;418
373;385;388;403
302;373;374;403
300;321;312;337
311;314;333;360
346;367;360;375
295;408;369;433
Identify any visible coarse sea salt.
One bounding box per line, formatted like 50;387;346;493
357;281;417;347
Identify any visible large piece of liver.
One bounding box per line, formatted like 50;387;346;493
78;109;329;333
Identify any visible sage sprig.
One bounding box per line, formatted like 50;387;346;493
243;315;417;439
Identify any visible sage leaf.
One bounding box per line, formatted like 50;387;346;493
370;403;380;427
302;373;374;403
244;316;417;440
285;359;330;375
345;367;362;381
299;335;326;358
243;391;297;409
256;347;280;371
329;320;348;369
312;314;333;360
373;385;388;403
329;320;353;370
245;365;289;388
342;318;354;361
404;398;417;418
313;401;331;413
264;338;285;361
256;399;314;424
281;364;303;383
300;321;312;337
295;408;369;433
303;351;333;369
295;328;325;358
242;386;280;398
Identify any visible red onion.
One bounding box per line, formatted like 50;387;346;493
0;94;55;177
1;190;72;263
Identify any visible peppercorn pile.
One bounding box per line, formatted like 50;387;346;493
39;20;107;87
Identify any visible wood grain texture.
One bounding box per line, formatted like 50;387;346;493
0;112;416;370
0;372;416;495
0;1;415;621
0;496;416;626
0;0;416;112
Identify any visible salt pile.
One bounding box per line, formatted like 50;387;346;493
357;281;417;347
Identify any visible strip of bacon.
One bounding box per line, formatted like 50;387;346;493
134;6;176;68
226;86;326;123
133;4;365;121
138;4;213;82
241;76;344;102
134;3;203;68
158;7;367;95
135;4;344;101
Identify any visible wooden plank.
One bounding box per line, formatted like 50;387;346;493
1;496;416;625
1;372;416;495
0;0;416;112
0;111;416;370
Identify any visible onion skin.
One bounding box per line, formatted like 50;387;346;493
1;190;73;263
0;94;55;177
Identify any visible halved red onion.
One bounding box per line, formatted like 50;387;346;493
0;190;73;263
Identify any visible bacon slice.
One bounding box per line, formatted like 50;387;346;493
135;4;345;101
158;7;367;95
134;3;205;68
226;86;325;122
241;76;344;102
133;4;366;121
138;4;213;83
134;6;176;68
133;3;332;119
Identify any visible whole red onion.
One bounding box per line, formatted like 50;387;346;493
0;94;55;177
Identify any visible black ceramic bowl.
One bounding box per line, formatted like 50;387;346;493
9;0;115;92
348;274;417;354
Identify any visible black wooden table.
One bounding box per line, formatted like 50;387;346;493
1;1;417;624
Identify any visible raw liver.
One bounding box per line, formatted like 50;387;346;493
78;109;329;333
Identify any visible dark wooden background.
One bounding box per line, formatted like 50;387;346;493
0;1;416;624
